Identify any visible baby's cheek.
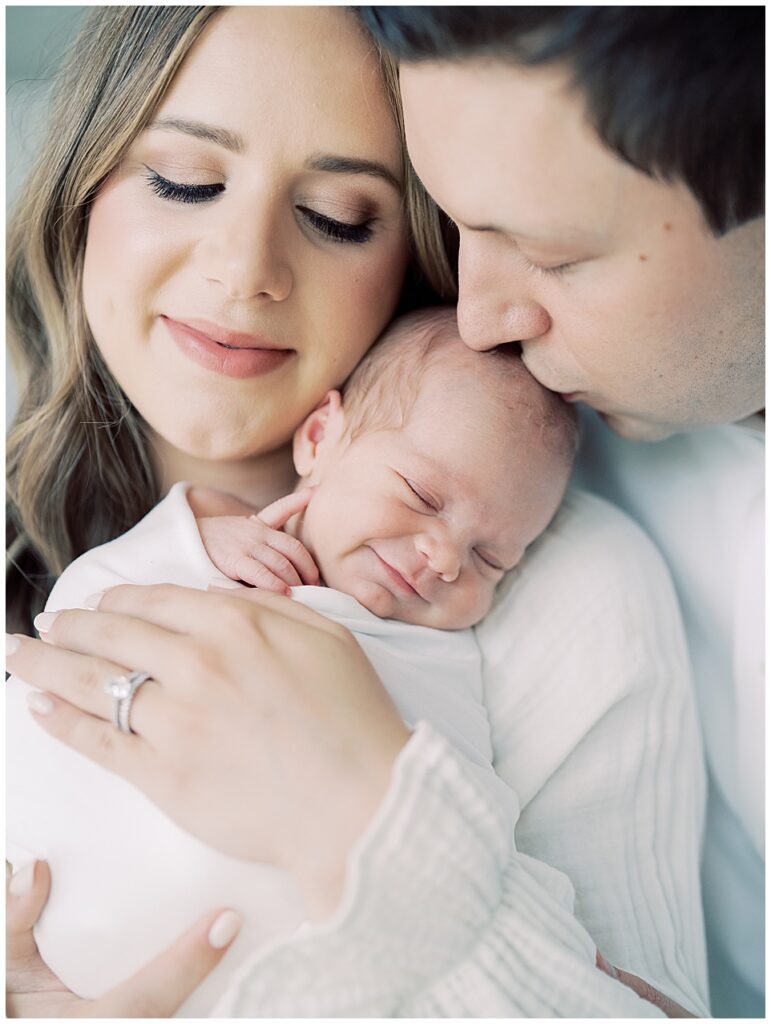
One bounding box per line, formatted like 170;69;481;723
468;577;501;624
438;581;496;630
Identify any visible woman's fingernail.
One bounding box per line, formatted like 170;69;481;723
27;691;56;716
84;592;104;610
9;862;35;896
208;909;242;949
6;634;22;656
33;612;58;635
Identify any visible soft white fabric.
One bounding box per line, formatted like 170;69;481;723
6;483;514;1017
575;409;765;1017
7;484;710;1017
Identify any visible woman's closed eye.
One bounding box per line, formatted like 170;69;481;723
296;206;374;245
144;167;374;245
145;167;224;204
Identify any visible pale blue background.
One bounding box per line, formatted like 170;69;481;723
6;5;87;422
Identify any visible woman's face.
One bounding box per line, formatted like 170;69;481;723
83;7;409;463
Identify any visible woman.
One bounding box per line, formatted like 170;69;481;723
6;6;706;1017
6;5;452;636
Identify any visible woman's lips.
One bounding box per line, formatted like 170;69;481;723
161;316;295;379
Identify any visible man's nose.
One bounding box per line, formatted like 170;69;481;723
456;235;551;351
415;531;462;583
195;199;294;302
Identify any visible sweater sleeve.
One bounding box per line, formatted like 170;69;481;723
213;723;662;1018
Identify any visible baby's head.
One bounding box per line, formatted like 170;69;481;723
291;308;578;629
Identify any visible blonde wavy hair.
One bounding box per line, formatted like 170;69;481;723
6;6;457;634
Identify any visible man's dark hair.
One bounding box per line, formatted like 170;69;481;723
360;7;764;235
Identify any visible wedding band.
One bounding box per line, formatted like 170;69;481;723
104;670;153;734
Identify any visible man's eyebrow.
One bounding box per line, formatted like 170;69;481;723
149;117;245;154
465;220;597;244
306;153;402;192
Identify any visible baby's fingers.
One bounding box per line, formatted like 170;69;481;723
264;532;320;586
254;487;314;530
234;555;295;594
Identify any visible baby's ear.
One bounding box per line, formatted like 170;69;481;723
293;390;345;478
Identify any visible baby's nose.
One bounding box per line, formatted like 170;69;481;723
415;533;461;583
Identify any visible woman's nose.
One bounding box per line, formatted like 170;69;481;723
456;234;551;351
195;201;294;302
415;532;462;583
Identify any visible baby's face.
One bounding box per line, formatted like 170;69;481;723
298;365;569;629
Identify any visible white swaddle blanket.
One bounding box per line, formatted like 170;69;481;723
7;482;516;1016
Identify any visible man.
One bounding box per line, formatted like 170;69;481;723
362;7;764;1018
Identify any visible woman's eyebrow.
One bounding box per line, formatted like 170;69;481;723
144;120;401;193
306;153;402;192
149;116;244;153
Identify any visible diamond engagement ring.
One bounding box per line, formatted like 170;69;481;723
104;671;153;734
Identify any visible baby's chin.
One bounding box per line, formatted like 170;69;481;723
338;576;484;631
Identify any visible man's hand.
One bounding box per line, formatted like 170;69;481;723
596;949;696;1018
7;860;240;1017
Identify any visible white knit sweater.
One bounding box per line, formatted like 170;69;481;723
213;488;709;1017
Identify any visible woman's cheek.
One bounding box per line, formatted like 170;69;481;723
339;233;409;350
83;178;173;342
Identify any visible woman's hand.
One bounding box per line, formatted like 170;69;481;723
6;859;240;1017
8;585;411;918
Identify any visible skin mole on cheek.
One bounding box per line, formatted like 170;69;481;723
663;222;672;231
638;253;648;261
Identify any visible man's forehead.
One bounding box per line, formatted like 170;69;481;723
400;57;637;240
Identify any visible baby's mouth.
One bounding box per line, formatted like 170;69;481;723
370;549;425;601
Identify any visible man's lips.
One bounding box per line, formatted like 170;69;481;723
371;550;426;601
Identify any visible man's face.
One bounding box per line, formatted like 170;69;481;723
401;60;764;440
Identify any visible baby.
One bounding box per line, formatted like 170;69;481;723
7;308;578;1016
196;305;576;631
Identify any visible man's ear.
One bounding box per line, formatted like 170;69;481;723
293;390;346;479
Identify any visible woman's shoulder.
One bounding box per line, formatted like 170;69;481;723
45;483;213;613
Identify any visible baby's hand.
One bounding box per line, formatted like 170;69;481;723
197;488;320;594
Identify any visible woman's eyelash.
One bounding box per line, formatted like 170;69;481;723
145;168;224;204
297;206;374;245
144;168;374;245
